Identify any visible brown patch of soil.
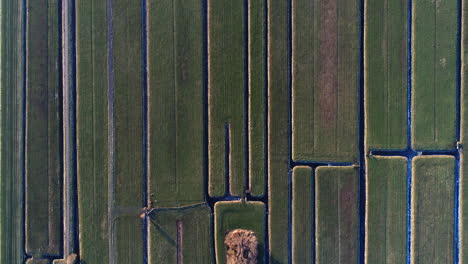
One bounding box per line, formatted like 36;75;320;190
225;229;258;264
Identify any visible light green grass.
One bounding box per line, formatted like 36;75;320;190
208;0;245;197
0;0;25;263
248;0;266;197
149;204;212;263
412;156;454;263
366;156;407;263
25;0;62;257
365;0;407;150
76;0;110;262
292;166;313;264
412;0;457;150
292;0;359;163
267;0;290;262
316;166;358;264
214;201;265;264
112;0;144;261
148;0;204;207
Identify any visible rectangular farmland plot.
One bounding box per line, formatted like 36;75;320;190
25;0;62;256
0;0;25;263
111;0;144;262
76;0;110;262
148;0;204;207
366;156;407;264
365;0;407;150
292;0;359;163
461;2;468;261
149;204;212;263
412;156;454;263
208;0;246;197
267;0;290;262
316;166;358;264
292;166;313;264
248;0;266;197
412;0;458;150
214;201;265;264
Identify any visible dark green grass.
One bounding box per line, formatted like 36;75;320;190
316;166;358;264
365;0;407;150
148;0;204;207
0;0;25;263
412;156;454;263
367;156;407;263
76;0;110;262
292;0;359;163
292;166;313;264
267;0;290;262
412;0;457;150
112;0;144;261
248;0;266;197
214;201;265;264
208;0;245;197
25;0;62;256
149;204;212;263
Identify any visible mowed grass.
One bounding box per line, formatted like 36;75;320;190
366;156;407;263
76;0;110;263
147;0;204;207
25;0;62;257
267;0;290;262
316;166;358;264
112;0;144;262
412;156;454;263
365;0;407;150
248;0;266;197
149;204;213;263
412;0;457;150
208;0;246;197
292;0;359;163
214;201;265;264
0;0;25;263
292;166;313;264
26;259;48;264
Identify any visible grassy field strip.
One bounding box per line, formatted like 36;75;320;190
147;0;204;207
366;156;407;263
412;0;457;150
248;0;266;197
316;166;358;264
76;0;110;262
0;0;25;263
149;204;212;263
292;0;359;163
214;201;265;264
26;0;62;257
364;0;407;150
26;259;49;264
461;2;468;261
267;0;289;262
292;166;313;264
412;156;454;263
111;0;144;262
208;0;246;197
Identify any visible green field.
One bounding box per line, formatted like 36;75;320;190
292;0;359;163
412;156;454;263
215;201;265;264
366;156;407;263
2;0;467;263
292;166;313;264
365;0;407;150
316;166;358;264
149;204;212;263
412;0;457;150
